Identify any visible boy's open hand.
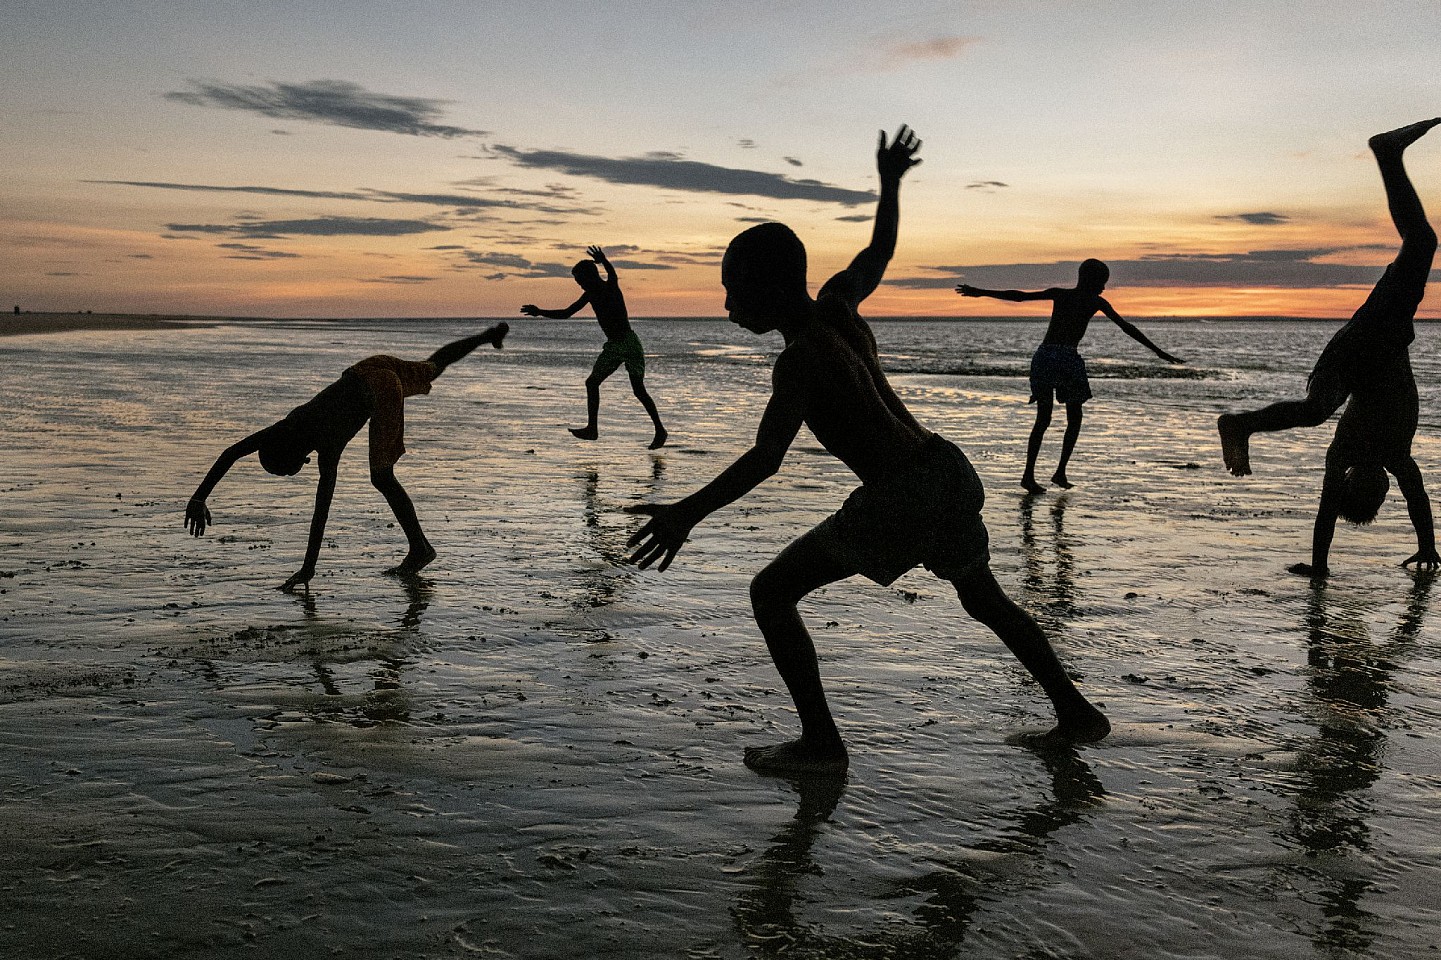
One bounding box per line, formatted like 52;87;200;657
520;304;541;317
956;284;980;297
1402;546;1441;571
625;503;694;571
586;245;606;262
185;498;211;537
877;125;922;182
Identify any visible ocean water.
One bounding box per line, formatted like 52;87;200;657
1;316;1439;958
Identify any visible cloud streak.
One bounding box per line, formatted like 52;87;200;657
164;79;486;138
91;179;594;215
891;247;1428;290
167;216;448;239
489;145;876;206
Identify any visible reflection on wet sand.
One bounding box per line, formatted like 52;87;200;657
1282;576;1432;956
733;744;1104;956
1019;493;1079;635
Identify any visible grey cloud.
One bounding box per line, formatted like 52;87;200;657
890;247;1427;290
168;217;448;238
92;179;593;215
165;79;486;138
362;275;435;284
966;180;1009;191
1216;212;1291;226
490;145;876;206
609;260;676;271
217;242;302;259
835;214;871;222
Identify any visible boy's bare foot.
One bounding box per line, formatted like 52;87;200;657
1288;561;1329;579
570;426;598;441
1045;704;1111;744
1217;413;1252;476
649;426;668;450
387;545;437;575
1050;471;1074;489
1022;476;1047;494
743;738;849;775
1369;118;1441;158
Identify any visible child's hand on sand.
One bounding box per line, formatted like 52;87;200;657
185;498;211;537
1402;546;1441;571
625;503;695;571
279;565;315;592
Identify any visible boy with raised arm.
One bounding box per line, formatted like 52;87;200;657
1218;119;1441;578
184;325;508;591
521;245;668;449
627;127;1109;775
959;261;1182;493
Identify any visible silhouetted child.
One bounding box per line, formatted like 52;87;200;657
184;324;508;590
627;127;1109;776
958;263;1182;493
1219;120;1441;577
521;245;667;448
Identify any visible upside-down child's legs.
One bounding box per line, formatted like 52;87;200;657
951;567;1110;742
426;324;507;373
746;529;861;774
371;466;435;574
1052;402;1084;488
1023;395;1053;493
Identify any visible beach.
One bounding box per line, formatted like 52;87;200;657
1;316;1439;959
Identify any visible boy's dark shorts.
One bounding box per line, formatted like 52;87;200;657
592;331;647;379
1029;344;1092;405
808;435;990;586
347;355;439;471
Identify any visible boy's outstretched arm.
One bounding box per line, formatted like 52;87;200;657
1100;301;1183;363
956;284;1055;302
520;296;589;319
279;449;341;592
1392;456;1440;569
826;126;922;307
626;353;806;570
1290;465;1342;578
587;245;615;283
185;429;269;536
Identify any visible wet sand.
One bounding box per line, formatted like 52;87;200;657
1;318;1438;958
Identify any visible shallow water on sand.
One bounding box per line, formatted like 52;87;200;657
2;317;1440;958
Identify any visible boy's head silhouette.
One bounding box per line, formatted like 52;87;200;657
1077;258;1110;294
257;423;311;476
1338;464;1389;525
572;259;602;291
722;222;808;332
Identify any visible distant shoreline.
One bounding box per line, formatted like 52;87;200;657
0;312;220;338
6;312;1417;336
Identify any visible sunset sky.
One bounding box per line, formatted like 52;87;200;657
6;1;1441;318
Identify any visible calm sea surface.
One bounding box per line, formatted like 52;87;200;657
1;317;1439;958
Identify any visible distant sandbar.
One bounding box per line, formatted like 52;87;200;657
0;312;219;338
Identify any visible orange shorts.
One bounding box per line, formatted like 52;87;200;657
347;356;438;471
